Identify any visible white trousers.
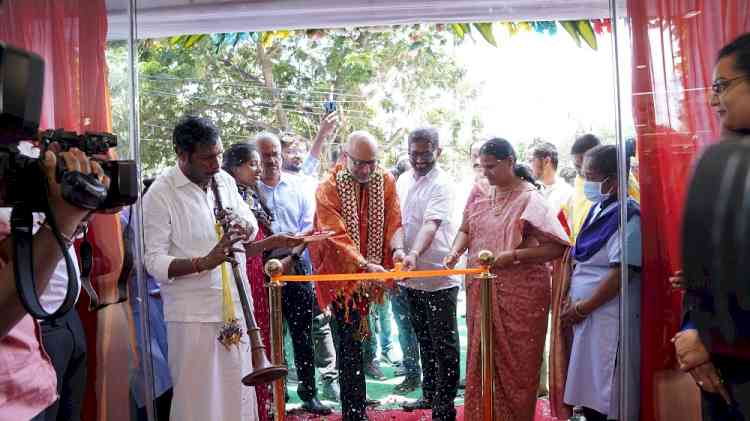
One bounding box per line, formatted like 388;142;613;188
167;321;258;421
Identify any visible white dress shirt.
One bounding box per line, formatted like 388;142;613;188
542;176;574;214
41;245;81;313
0;208;81;313
396;166;460;291
143;167;258;323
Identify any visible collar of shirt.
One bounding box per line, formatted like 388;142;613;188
260;171;293;189
591;199;618;222
172;165;196;189
258;172;313;234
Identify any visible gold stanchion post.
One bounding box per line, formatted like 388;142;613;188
477;250;496;421
265;259;287;421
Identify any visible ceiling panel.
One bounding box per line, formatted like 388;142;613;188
106;0;620;40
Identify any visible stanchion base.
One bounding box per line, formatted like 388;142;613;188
242;366;288;386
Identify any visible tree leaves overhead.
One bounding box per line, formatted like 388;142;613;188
122;20;601;175
116;25;477;175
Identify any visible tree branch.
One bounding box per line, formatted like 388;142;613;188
218;57;263;85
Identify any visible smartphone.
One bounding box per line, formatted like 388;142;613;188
324;92;337;114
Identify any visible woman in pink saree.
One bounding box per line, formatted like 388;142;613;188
445;138;570;421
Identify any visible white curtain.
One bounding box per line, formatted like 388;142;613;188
106;0;620;39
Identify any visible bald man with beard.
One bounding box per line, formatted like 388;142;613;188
309;131;405;421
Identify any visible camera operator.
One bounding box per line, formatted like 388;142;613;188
0;147;109;420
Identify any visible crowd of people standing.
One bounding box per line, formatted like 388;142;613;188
6;30;750;421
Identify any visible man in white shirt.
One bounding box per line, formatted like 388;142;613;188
530;142;574;213
33;243;85;421
530;141;574;398
143;116;259;421
397;128;461;421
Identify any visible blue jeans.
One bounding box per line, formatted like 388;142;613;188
364;296;394;363
391;286;420;378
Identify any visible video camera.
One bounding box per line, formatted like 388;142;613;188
0;44;138;211
0;43;138;320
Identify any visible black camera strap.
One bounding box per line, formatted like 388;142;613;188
12;204;79;320
77;227;100;310
77;223;130;311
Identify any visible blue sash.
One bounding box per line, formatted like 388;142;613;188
573;197;640;262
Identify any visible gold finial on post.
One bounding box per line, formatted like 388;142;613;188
264;259;284;278
477;250;495;268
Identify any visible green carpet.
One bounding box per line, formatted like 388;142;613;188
286;291;468;410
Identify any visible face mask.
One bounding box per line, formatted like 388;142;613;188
583;178;610;202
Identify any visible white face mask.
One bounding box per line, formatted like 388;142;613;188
583;177;610;202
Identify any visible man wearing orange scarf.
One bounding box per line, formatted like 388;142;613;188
309;131;404;421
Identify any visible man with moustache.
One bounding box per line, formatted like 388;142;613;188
255;132;332;415
143;116;259;420
279;116;343;402
397;128;461;420
310;131;405;421
281;112;339;178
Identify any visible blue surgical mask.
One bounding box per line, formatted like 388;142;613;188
583;178;610;202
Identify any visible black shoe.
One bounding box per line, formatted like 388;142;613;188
320;380;340;402
394;365;408;377
402;397;432;411
301;397;332;415
364;362;386;380
393;376;421;395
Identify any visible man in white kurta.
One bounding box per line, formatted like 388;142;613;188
143;116;259;421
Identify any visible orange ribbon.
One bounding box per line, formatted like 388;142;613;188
269;263;488;283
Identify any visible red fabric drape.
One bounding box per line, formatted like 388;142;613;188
0;1;128;420
627;1;750;420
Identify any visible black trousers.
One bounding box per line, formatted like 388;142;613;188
406;286;460;421
33;310;87;421
581;406;608;421
331;302;367;421
702;355;750;421
282;280;318;401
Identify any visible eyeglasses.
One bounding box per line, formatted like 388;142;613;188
711;75;749;95
345;153;378;168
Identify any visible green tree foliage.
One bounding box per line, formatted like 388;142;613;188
107;25;481;176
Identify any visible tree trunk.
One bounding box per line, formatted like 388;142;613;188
256;41;290;131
